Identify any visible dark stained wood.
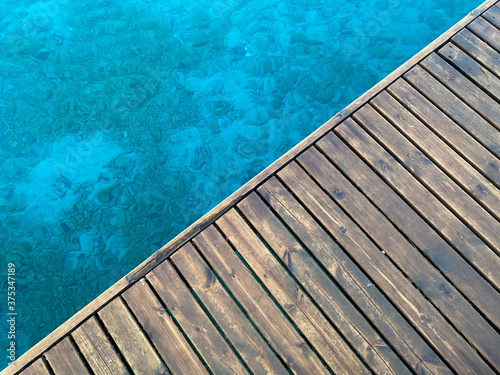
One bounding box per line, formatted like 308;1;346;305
72;316;129;375
238;192;410;375
122;280;208;375
468;16;500;52
258;177;450;375
403;64;500;157
44;337;90;375
171;244;289;375
483;4;500;29
276;160;494;374
19;360;50;375
147;261;248;375
390;76;500;183
335;118;500;289
439;42;500;99
421;53;500;131
357;99;500;252
193;226;330;374
216;208;371;375
98;297;170;374
453;28;500;77
316;132;500;326
297;146;500;367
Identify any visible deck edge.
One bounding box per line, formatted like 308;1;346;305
4;0;498;373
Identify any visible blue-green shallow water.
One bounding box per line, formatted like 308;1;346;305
0;0;482;369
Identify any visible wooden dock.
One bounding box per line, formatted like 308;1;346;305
6;0;500;374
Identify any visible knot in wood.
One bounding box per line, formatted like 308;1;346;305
299;342;310;355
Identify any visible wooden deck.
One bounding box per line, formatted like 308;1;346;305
6;1;500;374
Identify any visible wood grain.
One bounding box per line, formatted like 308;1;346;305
217;208;371;375
258;176;450;375
298;145;500;367
365;94;500;241
238;191;409;375
421;53;500;131
336;118;500;290
403;64;500;157
316;131;500;326
193;226;329;374
18;360;50;375
98;297;170;374
72;316;129;375
45;337;90;375
171;243;289;375
122;279;208;375
468;16;500;52
276;160;494;374
147;261;248;375
439;42;500;99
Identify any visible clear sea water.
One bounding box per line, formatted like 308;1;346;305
0;0;482;369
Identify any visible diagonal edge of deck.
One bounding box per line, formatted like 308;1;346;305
3;0;499;373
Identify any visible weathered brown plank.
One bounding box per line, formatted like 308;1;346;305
171;244;289;375
193;226;329;374
72;316;129;375
483;4;500;29
335;118;500;294
297;146;500;368
468;16;500;52
367;93;500;235
19;359;50;375
258;177;450;375
147;261;248;375
453;28;500;77
217;208;371;375
98;297;170;374
439;42;500;99
276;160;494;374
238;192;410;375
122;279;208;375
316;132;500;326
421;53;500;131
391;76;500;185
44;337;90;375
403;64;500;157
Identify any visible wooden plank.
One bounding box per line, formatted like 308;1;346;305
98;297;170;374
258;177;450;375
122;280;208;375
147;261;248;375
316;132;500;326
72;316;129;375
45;337;90;375
391;75;500;183
420;53;500;131
297;146;500;367
216;208;371;375
361;98;500;252
238;192;410;375
275;160;494;375
193;226;330;374
439;42;500;99
171;244;289;375
483;4;500;29
453;28;500;77
335;118;500;294
4;1;498;372
468;16;500;52
403;64;500;157
19;359;50;375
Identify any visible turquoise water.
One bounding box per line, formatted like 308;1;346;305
0;0;481;368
